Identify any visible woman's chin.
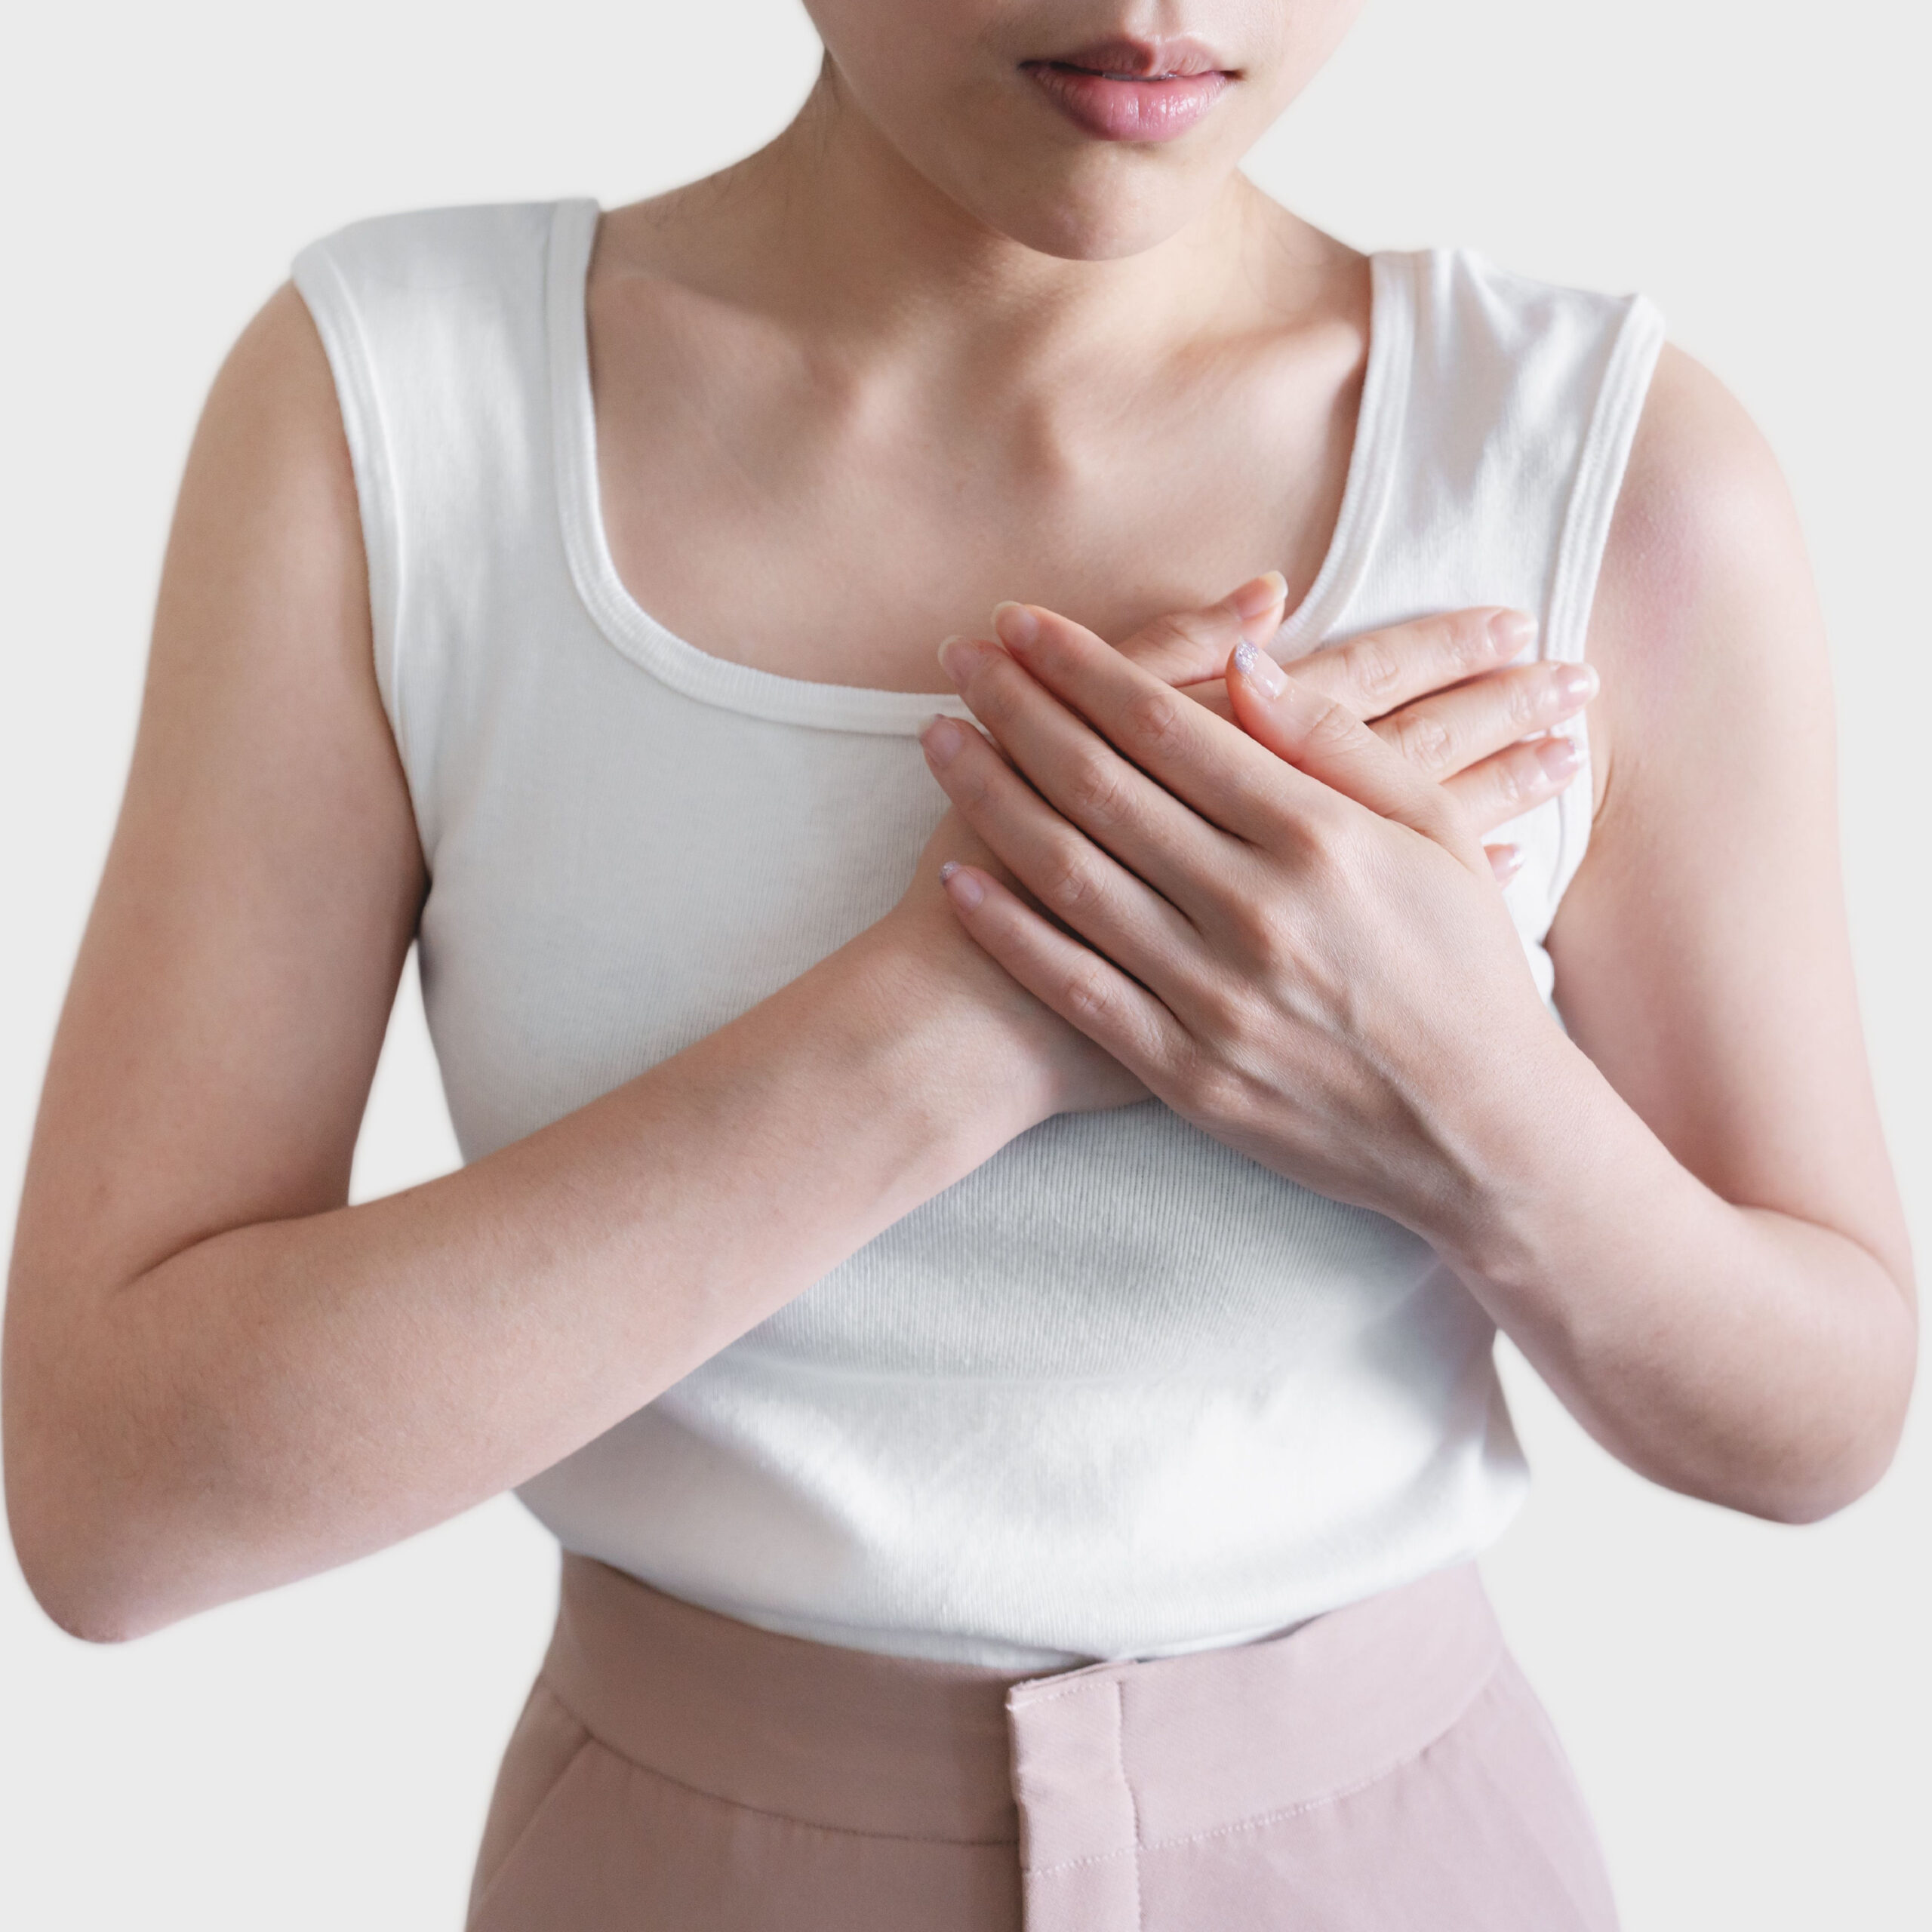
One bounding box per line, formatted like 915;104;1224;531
958;165;1221;263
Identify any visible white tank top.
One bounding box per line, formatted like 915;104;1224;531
294;199;1664;1668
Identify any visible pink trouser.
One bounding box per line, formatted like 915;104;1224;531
468;1556;1619;1930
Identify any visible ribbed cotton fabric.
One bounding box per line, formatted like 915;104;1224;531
293;200;1665;1669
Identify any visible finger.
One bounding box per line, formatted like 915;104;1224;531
1226;639;1487;871
1444;734;1588;834
1174;677;1234;720
970;605;1296;845
934;634;1235;911
1371;661;1598;780
1178;651;1588;749
1487;842;1526;885
937;861;1187;1081
1284;608;1537;722
1112;572;1288;686
918;712;1201;985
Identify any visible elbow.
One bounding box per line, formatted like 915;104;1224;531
1633;1315;1918;1528
1733;1355;1917;1528
1713;1263;1920;1527
5;1446;184;1647
9;1510;158;1647
10;1521;183;1647
25;1581;153;1649
1671;1446;1897;1530
4;1307;202;1644
1749;1429;1909;1527
11;1543;143;1648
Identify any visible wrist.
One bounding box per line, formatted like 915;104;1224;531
838;919;1064;1151
1420;1024;1637;1293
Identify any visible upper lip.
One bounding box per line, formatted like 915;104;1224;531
1026;35;1231;80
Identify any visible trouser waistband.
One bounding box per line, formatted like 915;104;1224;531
541;1554;1505;1857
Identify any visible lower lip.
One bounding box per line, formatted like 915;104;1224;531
1023;63;1232;143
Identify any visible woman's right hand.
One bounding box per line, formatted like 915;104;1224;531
1114;574;1596;876
884;575;1595;1116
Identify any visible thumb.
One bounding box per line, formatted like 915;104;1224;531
1228;639;1487;872
1114;571;1289;687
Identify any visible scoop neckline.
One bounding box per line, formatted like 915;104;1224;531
546;196;1412;737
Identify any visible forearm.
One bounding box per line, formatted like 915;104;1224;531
1436;1043;1917;1523
917;589;1916;1524
6;930;1044;1640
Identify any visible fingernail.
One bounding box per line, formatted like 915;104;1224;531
1535;734;1583;780
992;601;1039;648
1232;638;1287;698
1487;843;1525;884
937;635;986;685
940;860;985;909
1552;663;1599;707
1231;571;1289;621
1490;611;1538;656
921;715;968;766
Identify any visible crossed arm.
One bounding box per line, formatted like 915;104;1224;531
2;294;1912;1644
920;529;1914;1522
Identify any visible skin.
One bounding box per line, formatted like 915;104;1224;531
5;2;1914;1642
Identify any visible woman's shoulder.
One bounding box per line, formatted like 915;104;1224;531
1374;252;1800;816
1584;334;1817;837
1371;248;1764;544
1613;343;1792;565
289;198;592;427
1595;338;1806;670
293;198;586;296
1373;245;1663;389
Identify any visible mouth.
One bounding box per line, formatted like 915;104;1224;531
1020;38;1236;144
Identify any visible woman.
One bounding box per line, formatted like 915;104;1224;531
4;2;1914;1927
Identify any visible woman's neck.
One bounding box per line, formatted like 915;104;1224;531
611;69;1337;397
586;70;1369;693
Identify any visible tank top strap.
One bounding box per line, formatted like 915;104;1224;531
292;200;592;860
1305;249;1666;971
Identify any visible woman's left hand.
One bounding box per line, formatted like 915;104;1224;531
920;599;1573;1239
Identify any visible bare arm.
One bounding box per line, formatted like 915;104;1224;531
0;291;1069;1641
1509;346;1916;1515
922;351;1914;1523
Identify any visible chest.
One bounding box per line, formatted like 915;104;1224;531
583;278;1368;693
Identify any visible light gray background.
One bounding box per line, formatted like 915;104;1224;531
2;2;1924;1925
